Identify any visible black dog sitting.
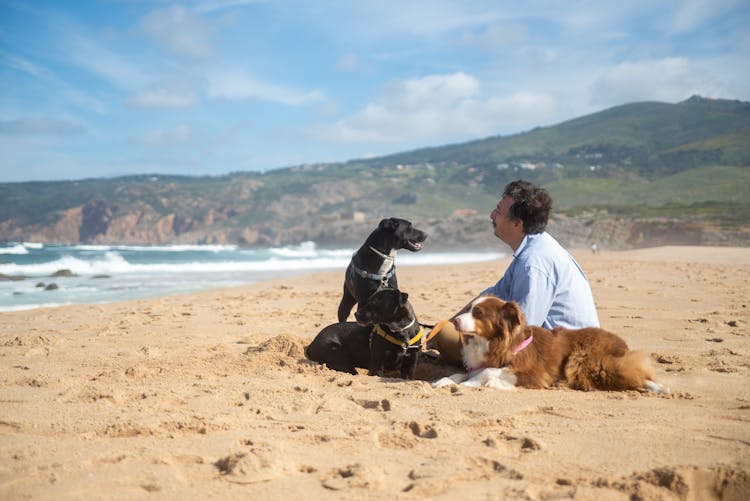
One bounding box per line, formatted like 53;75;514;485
338;217;427;322
306;288;423;379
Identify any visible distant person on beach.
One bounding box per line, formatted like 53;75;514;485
429;180;600;366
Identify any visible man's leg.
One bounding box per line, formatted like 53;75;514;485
428;322;463;367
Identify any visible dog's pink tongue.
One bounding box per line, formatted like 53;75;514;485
410;241;422;250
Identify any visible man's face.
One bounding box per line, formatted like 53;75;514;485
490;196;523;246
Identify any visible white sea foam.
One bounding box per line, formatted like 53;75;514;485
0;302;69;312
0;251;131;276
270;241;322;258
0;244;29;255
113;244;239;252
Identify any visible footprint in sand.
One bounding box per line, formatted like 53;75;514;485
353;398;391;411
320;463;384;491
377;421;438;448
482;434;541;453
609;465;750;500
214;444;285;484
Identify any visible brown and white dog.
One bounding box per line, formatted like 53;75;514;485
432;296;666;393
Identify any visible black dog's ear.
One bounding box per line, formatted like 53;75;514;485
378;218;397;230
399;291;409;306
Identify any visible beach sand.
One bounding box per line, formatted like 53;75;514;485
1;246;749;500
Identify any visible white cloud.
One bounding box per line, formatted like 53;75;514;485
128;84;198;109
1;52;107;113
141;5;216;60
0;117;85;136
311;73;560;144
669;0;742;34
135;125;192;146
66;34;149;91
194;0;263;14
589;58;728;106
207;70;324;106
382;72;479;110
2;53;46;78
336;53;359;71
467;91;559;131
459;22;527;49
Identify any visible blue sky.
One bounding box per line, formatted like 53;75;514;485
1;0;749;182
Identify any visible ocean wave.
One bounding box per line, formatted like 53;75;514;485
0;248;504;277
0;244;506;312
397;251;505;266
0;251;129;276
268;241;355;259
77;245;112;251
270;241;318;258
0;244;30;255
46;243;240;253
111;244;239;253
0;251;350;276
0;302;69;312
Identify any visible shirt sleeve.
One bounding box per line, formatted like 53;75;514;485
481;263;512;299
509;264;555;327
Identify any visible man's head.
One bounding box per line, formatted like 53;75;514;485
490;180;552;249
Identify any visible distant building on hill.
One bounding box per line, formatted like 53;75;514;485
452;208;477;217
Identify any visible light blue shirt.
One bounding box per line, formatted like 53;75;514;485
481;232;600;329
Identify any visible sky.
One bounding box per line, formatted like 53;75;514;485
1;0;749;183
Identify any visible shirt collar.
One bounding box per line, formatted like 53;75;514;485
512;234;531;259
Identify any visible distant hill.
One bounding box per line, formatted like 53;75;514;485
1;96;748;249
364;95;750;176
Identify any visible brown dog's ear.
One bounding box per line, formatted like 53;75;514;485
500;301;525;334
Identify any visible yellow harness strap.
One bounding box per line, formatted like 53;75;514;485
374;324;423;349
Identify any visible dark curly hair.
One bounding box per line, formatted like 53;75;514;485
502;180;552;234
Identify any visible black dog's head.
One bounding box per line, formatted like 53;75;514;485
371;218;427;253
354;288;411;327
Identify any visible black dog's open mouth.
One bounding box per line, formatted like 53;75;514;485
407;240;423;251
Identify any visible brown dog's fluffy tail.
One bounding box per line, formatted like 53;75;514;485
566;349;655;391
608;350;655;391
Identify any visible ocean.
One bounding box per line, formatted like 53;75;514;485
0;242;505;312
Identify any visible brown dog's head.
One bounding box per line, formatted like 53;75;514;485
452;296;526;369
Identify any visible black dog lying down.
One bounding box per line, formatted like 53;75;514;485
338;218;427;322
306;288;423;379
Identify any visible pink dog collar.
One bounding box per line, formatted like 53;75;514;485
513;335;533;354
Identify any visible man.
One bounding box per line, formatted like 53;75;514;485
430;179;600;366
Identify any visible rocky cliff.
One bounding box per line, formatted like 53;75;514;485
2;197;747;250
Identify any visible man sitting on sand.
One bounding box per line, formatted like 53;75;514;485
430;179;600;366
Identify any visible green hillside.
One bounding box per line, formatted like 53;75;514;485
0;96;748;246
363;96;750;178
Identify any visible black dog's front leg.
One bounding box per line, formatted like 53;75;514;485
400;350;419;380
338;285;357;322
368;342;387;377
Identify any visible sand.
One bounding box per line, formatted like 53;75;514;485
1;246;749;500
